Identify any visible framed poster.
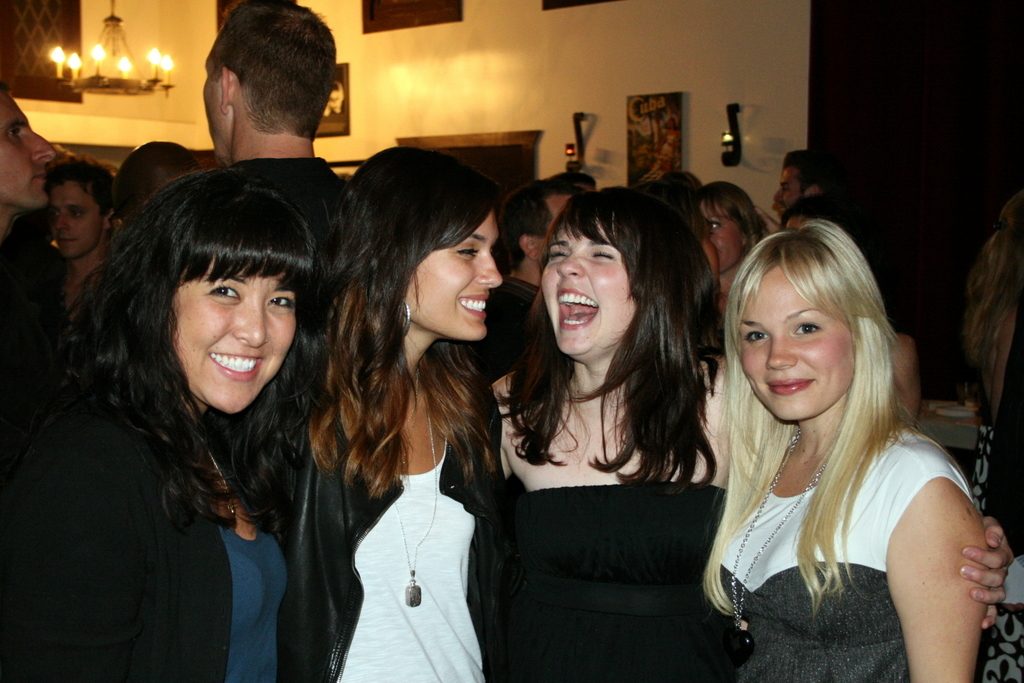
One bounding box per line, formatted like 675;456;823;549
543;0;622;8
318;64;350;137
627;92;683;186
363;0;460;34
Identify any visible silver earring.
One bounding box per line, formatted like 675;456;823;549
403;301;411;335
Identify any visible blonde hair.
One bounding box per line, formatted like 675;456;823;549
704;220;909;613
963;189;1024;372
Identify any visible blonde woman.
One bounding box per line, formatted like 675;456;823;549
706;221;986;681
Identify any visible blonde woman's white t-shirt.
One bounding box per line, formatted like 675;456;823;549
726;434;970;591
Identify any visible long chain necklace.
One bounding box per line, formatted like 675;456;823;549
394;414;443;607
724;428;827;667
209;454;236;517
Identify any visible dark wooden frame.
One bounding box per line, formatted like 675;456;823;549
363;0;461;34
543;0;623;9
317;63;350;138
396;130;541;199
217;0;296;29
0;0;82;103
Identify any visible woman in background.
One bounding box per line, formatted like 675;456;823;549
708;221;985;681
278;147;513;682
635;178;720;344
963;189;1024;677
0;169;320;681
698;181;768;313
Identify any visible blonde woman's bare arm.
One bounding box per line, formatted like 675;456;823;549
888;478;986;682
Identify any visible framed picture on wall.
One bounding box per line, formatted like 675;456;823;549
363;0;460;33
543;0;623;9
318;64;350;138
627;92;683;186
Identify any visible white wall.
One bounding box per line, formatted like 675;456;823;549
16;0;810;207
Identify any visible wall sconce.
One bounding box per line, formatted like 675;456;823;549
566;112;586;172
721;103;741;167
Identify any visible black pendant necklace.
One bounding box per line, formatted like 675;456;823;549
723;625;755;667
725;429;825;668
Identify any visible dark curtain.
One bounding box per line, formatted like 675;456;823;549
808;1;1024;398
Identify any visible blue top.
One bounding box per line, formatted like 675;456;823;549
219;525;287;683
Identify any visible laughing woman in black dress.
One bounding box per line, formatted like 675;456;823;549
497;188;734;681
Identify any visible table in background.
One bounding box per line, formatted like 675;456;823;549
917;399;982;452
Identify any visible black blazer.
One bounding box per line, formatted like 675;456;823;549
0;409;232;681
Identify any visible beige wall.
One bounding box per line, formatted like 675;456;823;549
16;0;809;207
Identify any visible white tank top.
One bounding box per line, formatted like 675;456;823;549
344;455;484;682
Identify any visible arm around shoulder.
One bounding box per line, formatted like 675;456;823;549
887;476;986;682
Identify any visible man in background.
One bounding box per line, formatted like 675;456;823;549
772;149;849;217
473;179;580;383
0;81;57;481
203;0;342;244
45;156;114;313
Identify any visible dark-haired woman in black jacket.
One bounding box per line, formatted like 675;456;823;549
0;168;322;681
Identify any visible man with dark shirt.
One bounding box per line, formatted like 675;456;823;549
0;81;57;481
473;179;580;382
203;0;343;244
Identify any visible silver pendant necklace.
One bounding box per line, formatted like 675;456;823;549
394;414;442;607
724;428;827;667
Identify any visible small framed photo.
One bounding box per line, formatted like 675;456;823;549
543;0;622;9
363;0;460;33
318;64;350;138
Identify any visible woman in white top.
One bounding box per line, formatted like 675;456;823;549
705;220;986;681
278;147;513;682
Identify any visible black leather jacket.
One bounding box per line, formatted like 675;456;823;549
277;431;514;682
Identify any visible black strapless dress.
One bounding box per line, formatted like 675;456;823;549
509;484;734;682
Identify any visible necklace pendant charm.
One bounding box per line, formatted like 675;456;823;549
405;581;422;607
722;625;755;667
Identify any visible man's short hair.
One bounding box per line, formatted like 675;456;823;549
45;155;116;214
547;171;596;191
501;179;581;268
782;150;849;196
210;0;335;140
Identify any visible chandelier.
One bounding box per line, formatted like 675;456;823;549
50;0;174;96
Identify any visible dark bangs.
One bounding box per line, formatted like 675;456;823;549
547;189;642;279
139;168;316;298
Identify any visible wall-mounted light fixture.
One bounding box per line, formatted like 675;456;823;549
566;112;586;172
721;103;741;167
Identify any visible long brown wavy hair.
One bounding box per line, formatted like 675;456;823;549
963;188;1024;374
309;147;499;497
502;188;718;488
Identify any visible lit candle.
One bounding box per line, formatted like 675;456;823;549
51;47;65;78
91;44;106;76
148;49;161;80
160;55;173;86
68;53;82;80
118;57;132;78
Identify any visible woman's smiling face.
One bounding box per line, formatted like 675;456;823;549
404;211;502;355
173;274;297;414
739;267;855;437
541;231;635;373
